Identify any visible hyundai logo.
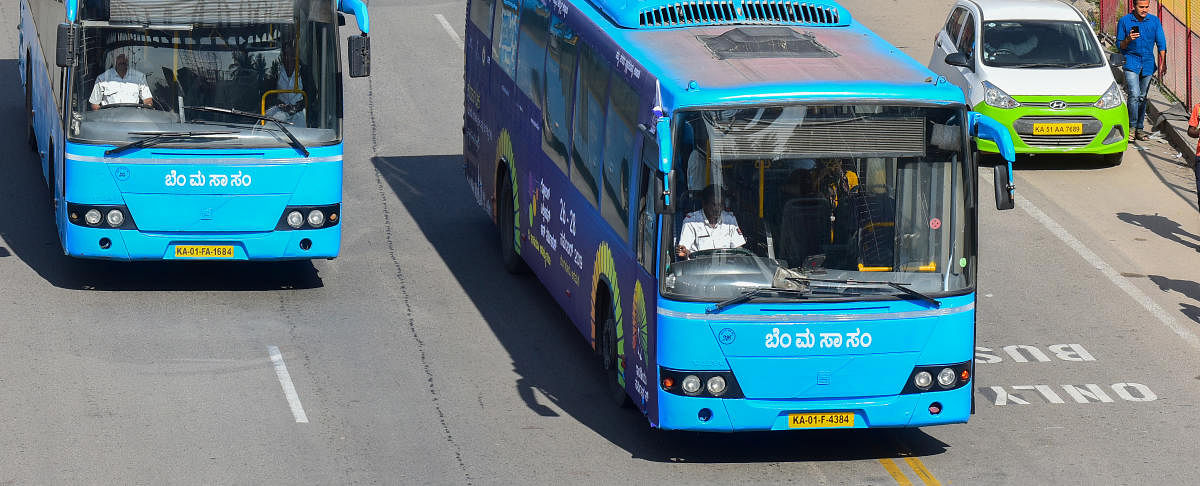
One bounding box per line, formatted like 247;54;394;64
1049;100;1068;110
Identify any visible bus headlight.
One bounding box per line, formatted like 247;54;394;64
84;209;102;226
105;209;124;228
276;204;340;231
983;81;1020;109
1094;82;1124;110
307;210;325;227
913;371;933;390
660;368;744;398
902;362;972;394
287;211;304;229
937;368;957;388
706;376;727;396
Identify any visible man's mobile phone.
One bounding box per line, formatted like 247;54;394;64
1131;25;1140;34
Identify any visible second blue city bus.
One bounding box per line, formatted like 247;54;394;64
464;0;1016;431
20;0;371;260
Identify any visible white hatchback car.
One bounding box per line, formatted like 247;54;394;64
928;0;1128;164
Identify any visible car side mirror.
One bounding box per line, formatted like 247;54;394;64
945;52;973;71
1109;51;1125;68
347;34;370;78
56;23;78;67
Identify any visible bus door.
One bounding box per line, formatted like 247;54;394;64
630;129;661;418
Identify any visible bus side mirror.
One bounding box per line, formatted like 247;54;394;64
993;164;1014;210
56;23;77;68
655;170;676;215
970;111;1016;210
348;35;370;78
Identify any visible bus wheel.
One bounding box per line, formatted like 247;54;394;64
24;60;36;152
602;313;632;408
497;172;526;274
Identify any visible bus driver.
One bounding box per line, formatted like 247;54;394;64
88;52;153;110
675;184;746;259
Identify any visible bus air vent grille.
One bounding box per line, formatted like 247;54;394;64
740;1;839;25
637;1;848;28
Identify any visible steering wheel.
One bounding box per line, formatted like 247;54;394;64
690;247;756;258
98;102;155;110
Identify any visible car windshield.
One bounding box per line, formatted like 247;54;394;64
67;3;340;148
662;105;973;302
981;20;1104;68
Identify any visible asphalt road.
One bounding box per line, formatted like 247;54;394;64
2;0;1200;484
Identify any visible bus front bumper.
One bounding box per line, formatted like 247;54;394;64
655;385;971;432
64;224;341;261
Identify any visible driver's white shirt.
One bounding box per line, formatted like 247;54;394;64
88;68;152;106
678;210;745;252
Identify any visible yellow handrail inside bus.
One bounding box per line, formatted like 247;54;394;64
260;89;308;121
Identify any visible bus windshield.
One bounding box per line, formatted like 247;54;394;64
664;104;972;301
68;16;340;148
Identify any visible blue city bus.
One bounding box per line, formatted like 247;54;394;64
19;0;370;260
463;0;1016;431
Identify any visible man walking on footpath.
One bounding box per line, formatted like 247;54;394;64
1117;0;1167;142
1186;104;1200;216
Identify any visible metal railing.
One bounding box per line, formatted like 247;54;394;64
1099;0;1198;109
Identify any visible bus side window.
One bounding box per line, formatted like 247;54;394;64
636;155;657;275
569;41;608;208
516;0;549;111
491;0;521;77
543;15;577;174
600;72;637;242
469;0;496;36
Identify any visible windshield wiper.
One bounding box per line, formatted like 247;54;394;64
1003;62;1069;69
787;276;940;308
706;287;810;314
185;106;309;157
105;130;236;156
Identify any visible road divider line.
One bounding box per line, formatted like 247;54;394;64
434;14;464;49
268;345;309;423
903;457;942;486
983;172;1200;350
879;458;913;486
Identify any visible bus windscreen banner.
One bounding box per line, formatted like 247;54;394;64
109;0;296;25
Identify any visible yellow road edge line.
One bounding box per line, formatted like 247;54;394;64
903;457;943;486
878;458;913;486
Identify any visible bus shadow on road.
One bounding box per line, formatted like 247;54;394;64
373;154;948;463
0;60;321;291
0;153;322;291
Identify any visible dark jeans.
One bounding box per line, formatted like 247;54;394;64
1195;156;1200;210
1125;69;1154;131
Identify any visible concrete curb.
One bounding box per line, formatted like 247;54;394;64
1144;81;1195;167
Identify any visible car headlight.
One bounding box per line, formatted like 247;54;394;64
1094;82;1124;110
983;81;1020;109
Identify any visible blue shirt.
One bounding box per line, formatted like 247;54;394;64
1117;13;1167;76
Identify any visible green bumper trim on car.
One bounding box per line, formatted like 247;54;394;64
972;101;1129;155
